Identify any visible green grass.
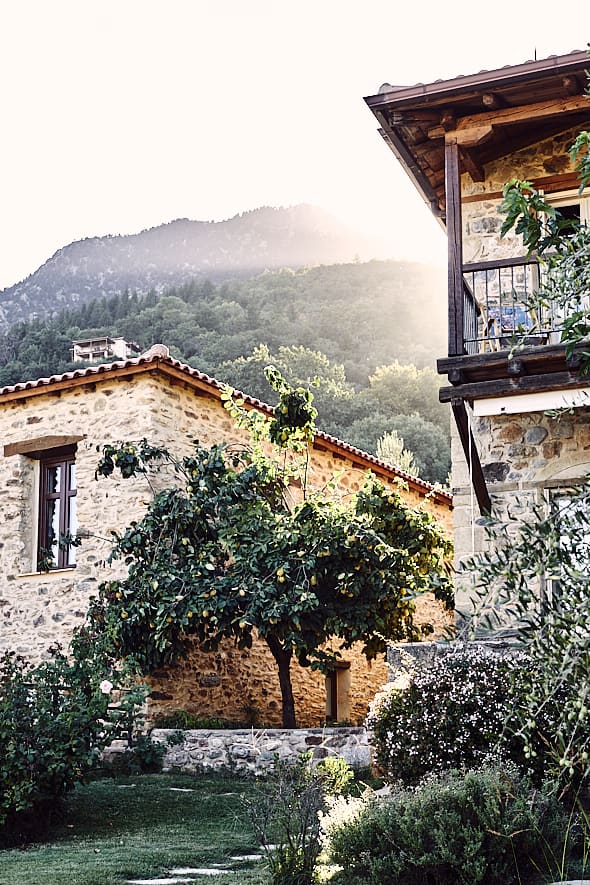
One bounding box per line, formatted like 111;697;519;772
0;774;268;885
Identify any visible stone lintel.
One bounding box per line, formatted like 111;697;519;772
4;434;86;458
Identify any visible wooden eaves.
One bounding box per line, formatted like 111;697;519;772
365;50;590;517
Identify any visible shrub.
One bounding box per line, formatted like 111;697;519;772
366;645;523;784
153;710;236;729
152;708;270;729
322;765;572;884
0;648;144;840
245;751;354;885
468;486;590;789
315;757;355;797
109;729;181;772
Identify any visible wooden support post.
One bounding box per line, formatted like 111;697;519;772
445;139;464;356
451;399;492;516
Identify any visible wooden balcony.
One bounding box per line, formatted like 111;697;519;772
438;256;588;405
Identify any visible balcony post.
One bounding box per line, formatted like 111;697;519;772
445;138;464;356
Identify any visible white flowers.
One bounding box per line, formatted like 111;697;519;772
99;679;113;695
366;645;523;783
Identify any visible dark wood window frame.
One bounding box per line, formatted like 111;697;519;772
38;445;77;570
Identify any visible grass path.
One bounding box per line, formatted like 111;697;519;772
0;774;268;885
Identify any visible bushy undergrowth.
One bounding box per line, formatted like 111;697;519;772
322;765;572;884
0;648;144;841
104;734;174;776
245;752;354;885
367;645;523;784
153;709;263;729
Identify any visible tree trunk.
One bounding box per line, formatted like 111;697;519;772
266;635;296;728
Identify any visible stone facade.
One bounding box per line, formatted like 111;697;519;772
461;126;582;265
453;406;590;621
452;127;590;618
0;348;453;727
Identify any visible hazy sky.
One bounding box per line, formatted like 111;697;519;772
0;1;586;289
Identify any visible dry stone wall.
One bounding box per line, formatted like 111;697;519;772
149;726;371;774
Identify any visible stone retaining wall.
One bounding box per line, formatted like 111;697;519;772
150;726;370;775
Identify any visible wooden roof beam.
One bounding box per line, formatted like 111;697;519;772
451;125;495;148
562;74;581;95
482;92;507;110
440;109;456;131
428;93;590;141
458;93;590;129
388;109;441;124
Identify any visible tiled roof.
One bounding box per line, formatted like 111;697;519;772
365;49;590;221
0;344;452;507
374;49;587;102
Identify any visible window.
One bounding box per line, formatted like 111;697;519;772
548;189;590;227
38;446;77;569
542;485;590;609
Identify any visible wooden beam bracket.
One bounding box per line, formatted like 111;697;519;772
460;147;485;182
4;434;86;458
451;399;492;515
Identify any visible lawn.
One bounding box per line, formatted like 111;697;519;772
0;774;269;885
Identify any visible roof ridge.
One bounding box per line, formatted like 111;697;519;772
0;344;452;505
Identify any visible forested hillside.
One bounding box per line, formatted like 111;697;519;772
0;260;450;483
0;206;391;331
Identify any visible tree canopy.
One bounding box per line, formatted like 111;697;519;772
82;370;452;727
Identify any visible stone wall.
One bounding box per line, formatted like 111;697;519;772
148;726;371;775
0;364;452;727
450;125;590;620
0;376;158;660
452;406;590;621
461;126;581;265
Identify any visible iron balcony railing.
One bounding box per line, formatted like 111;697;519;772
461;257;563;355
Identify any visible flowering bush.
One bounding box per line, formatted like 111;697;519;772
366;644;523;783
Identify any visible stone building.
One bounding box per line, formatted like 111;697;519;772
0;344;452;726
71;336;140;363
365;49;590;622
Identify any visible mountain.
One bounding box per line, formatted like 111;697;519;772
0;205;392;331
0;258;450;483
